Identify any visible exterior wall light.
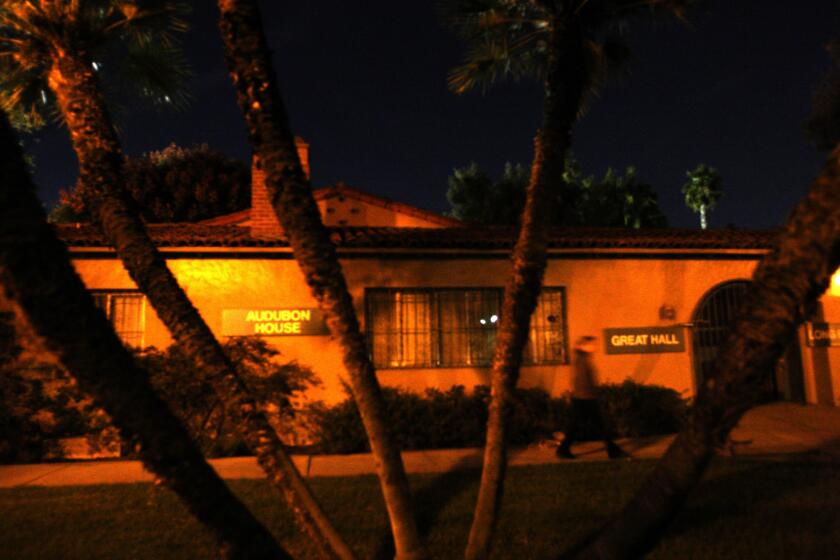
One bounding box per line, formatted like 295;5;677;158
830;269;840;297
659;305;676;321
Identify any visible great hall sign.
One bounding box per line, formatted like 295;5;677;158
603;326;686;355
222;308;329;336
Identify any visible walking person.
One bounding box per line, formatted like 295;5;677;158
556;336;629;460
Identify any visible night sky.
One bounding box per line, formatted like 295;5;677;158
24;0;839;229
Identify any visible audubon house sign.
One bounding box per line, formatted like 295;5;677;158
604;326;686;355
222;308;329;336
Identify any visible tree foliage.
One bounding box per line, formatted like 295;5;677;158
446;158;668;227
682;163;724;229
0;312;83;463
49;144;250;223
0;311;132;463
446;162;528;224
0;333;323;462
139;337;321;456
444;0;691;105
0;0;192;127
570;165;668;228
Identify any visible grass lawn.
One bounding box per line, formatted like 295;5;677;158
1;458;839;559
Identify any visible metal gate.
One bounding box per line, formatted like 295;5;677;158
691;280;805;402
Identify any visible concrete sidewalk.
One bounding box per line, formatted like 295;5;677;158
2;402;839;488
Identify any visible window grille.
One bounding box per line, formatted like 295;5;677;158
92;291;145;347
524;288;566;365
365;288;566;369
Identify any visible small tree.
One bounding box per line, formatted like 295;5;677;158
0;311;56;463
50;144;250;223
0;310;117;463
446;162;527;224
682;164;723;229
572;166;668;228
139;337;322;456
446;159;668;228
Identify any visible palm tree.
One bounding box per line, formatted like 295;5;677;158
0;0;192;124
0;111;286;559
445;1;692;557
0;3;352;557
215;2;426;558
585;145;840;557
682;163;723;229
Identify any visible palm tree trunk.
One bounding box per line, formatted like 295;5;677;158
584;145;840;558
215;2;425;558
0;112;285;560
47;46;353;560
700;205;707;229
465;20;585;560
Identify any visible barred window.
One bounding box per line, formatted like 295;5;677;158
365;288;566;369
92;291;145;347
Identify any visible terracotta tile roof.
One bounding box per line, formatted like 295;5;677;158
314;183;464;227
57;223;779;251
196;184;464;228
197;209;250;226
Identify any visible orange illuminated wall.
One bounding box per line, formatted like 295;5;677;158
67;249;809;406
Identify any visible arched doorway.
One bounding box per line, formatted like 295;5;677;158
691;280;805;402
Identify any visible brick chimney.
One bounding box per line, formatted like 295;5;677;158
251;137;310;238
295;137;310;179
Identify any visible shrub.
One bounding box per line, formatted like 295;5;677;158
308;380;687;454
598;380;687;438
136;337;322;457
0;313;92;463
423;385;488;448
308;384;561;454
0;328;320;461
508;386;558;444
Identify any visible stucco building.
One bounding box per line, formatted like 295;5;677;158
50;149;840;409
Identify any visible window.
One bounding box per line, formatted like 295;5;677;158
92;291;145;347
365;288;567;369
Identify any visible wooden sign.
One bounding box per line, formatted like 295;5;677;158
604;326;685;355
805;322;840;347
222;308;329;336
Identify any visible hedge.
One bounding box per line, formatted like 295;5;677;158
308;381;687;454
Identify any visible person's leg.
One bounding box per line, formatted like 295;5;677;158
557;399;582;458
591;400;629;459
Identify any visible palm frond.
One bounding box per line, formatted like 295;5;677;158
115;38;192;109
448;31;546;93
0;0;192;127
105;0;189;47
0;58;52;117
444;0;549;93
445;0;696;101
